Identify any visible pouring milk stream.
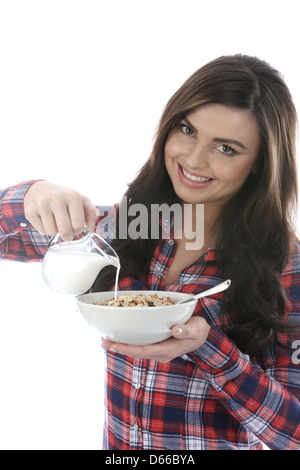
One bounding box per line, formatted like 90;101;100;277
42;228;120;296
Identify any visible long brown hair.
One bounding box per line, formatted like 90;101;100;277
93;54;298;357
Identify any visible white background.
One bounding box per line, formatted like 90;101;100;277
0;0;299;450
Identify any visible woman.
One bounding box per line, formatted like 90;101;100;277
1;54;299;450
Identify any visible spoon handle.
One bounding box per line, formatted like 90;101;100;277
194;279;231;300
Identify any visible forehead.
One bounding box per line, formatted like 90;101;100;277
186;103;260;144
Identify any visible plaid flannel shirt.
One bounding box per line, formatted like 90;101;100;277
1;181;300;450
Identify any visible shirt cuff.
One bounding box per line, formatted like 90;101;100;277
187;324;251;391
0;180;38;233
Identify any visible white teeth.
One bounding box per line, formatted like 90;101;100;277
182;167;211;182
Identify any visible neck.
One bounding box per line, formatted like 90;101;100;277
178;203;220;252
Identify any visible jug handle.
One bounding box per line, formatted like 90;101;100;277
47;225;119;261
48;232;63;248
47;224;89;248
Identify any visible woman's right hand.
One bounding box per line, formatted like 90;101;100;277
24;181;100;241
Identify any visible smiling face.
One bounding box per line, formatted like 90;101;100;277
164;103;261;214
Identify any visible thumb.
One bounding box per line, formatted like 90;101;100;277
171;317;210;342
172;324;186;339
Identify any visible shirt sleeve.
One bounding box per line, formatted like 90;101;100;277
187;247;300;451
0;181;50;261
0;181;116;263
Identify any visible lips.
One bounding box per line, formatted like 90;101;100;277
181;167;211;182
178;164;214;188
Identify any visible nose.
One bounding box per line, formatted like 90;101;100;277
184;143;209;170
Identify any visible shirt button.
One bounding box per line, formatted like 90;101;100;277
133;424;139;431
167;239;175;246
156;269;164;277
134;382;141;390
19;222;28;228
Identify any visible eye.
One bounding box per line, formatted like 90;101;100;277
178;123;194;136
217;144;236;156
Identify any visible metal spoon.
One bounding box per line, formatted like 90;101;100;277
178;279;231;304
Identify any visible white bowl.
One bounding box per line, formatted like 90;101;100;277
75;290;198;345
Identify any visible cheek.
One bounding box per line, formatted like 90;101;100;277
164;140;178;175
214;161;254;184
164;154;174;183
164;136;183;161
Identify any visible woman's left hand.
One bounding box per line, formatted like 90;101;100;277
101;316;210;363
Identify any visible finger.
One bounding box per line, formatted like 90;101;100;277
101;340;147;358
101;339;114;350
67;195;86;236
103;339;176;361
108;343;147;358
48;203;76;241
55;195;96;240
26;213;47;234
25;198;59;236
39;210;59;237
24;196;49;234
82;197;100;232
33;190;75;240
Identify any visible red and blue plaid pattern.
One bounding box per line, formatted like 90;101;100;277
1;182;300;450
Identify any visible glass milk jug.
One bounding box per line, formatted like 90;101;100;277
42;227;120;295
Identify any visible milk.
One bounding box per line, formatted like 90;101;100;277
42;245;120;296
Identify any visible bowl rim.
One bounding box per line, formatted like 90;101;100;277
75;290;195;309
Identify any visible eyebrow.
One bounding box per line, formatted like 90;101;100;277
183;117;247;150
212;138;247;150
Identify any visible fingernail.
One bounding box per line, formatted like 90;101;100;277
174;326;183;336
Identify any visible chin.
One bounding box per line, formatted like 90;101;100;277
173;188;205;205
